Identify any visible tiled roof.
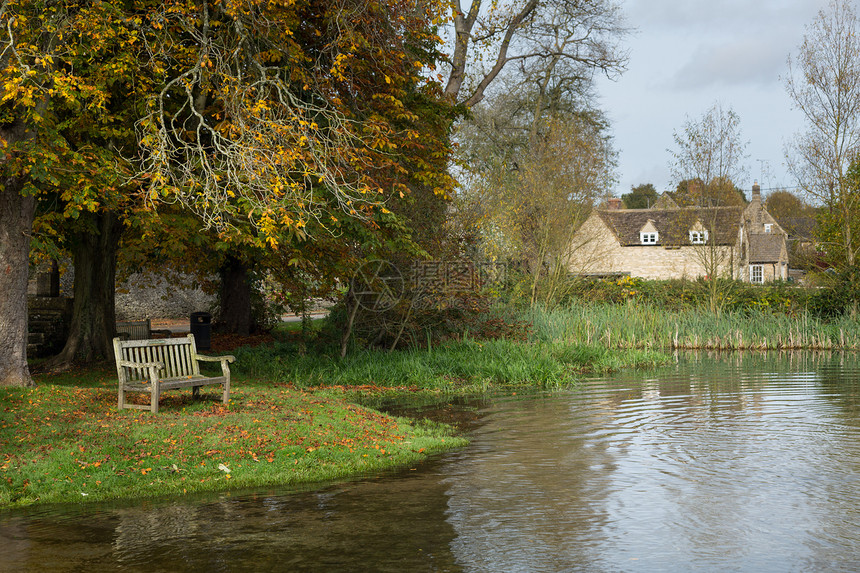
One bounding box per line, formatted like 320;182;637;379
777;216;817;240
748;233;785;263
596;206;744;246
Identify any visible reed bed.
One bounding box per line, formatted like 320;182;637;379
526;302;860;351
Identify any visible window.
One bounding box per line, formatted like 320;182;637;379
640;232;658;244
750;265;763;284
764;223;773;233
689;230;708;244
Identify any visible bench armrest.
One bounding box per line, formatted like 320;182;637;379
196;354;234;381
196;354;236;364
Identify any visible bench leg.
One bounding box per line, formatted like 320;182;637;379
192;386;200;400
118;385;126;410
150;384;160;414
222;380;230;405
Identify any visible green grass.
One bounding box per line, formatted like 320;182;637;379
230;338;668;392
0;375;465;509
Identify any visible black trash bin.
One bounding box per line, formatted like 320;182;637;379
190;312;212;350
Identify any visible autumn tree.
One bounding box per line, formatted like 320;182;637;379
457;85;615;304
765;189;818;270
817;160;860;308
765;189;816;236
38;10;156;369
785;0;860;273
451;0;627;303
0;0;53;387
670;178;746;208
0;1;152;384
125;0;454;336
0;0;457;380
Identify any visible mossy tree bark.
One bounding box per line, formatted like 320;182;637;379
0;181;35;387
44;211;122;371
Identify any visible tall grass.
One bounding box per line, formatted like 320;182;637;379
527;302;860;351
232;338;667;391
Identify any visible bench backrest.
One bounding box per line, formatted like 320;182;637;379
116;319;152;341
113;335;201;382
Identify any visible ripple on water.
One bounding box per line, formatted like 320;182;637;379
441;356;860;572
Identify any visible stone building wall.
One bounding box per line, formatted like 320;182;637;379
34;262;217;320
25;267;214;357
27;297;73;358
569;215;738;280
609;244;737;280
115;273;217;321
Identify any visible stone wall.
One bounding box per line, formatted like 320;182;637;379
32;262;216;320
115;273;217;321
604;243;738;280
27;297;73;358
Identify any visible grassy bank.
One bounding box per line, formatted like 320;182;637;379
0;371;465;509
527;302;860;350
1;331;669;509
232;338;668;391
8;295;848;509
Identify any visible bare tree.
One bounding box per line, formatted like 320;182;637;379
444;0;628;107
669;102;748;206
785;0;860;269
669;103;749;313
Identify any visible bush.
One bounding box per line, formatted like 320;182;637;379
806;267;860;317
563;276;830;317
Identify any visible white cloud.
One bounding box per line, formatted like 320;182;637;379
671;38;787;90
598;0;832;194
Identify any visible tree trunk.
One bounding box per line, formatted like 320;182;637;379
218;255;256;335
44;211;123;370
0;184;36;387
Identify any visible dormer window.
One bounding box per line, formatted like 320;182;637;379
640;232;658;244
689;230;708;244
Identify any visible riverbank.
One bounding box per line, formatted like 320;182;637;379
0;369;466;509
7;293;858;509
1;333;667;509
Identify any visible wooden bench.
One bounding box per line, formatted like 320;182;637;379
116;319;173;340
116;319;152;340
113;334;235;413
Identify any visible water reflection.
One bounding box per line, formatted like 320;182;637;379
3;352;860;572
1;471;462;572
443;351;860;572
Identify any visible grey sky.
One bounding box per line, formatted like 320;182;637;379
597;0;832;199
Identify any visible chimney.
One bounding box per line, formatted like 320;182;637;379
607;198;622;210
751;181;761;202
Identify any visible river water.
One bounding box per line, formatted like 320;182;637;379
2;352;860;572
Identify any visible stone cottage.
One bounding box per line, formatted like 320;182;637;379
568;183;789;283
